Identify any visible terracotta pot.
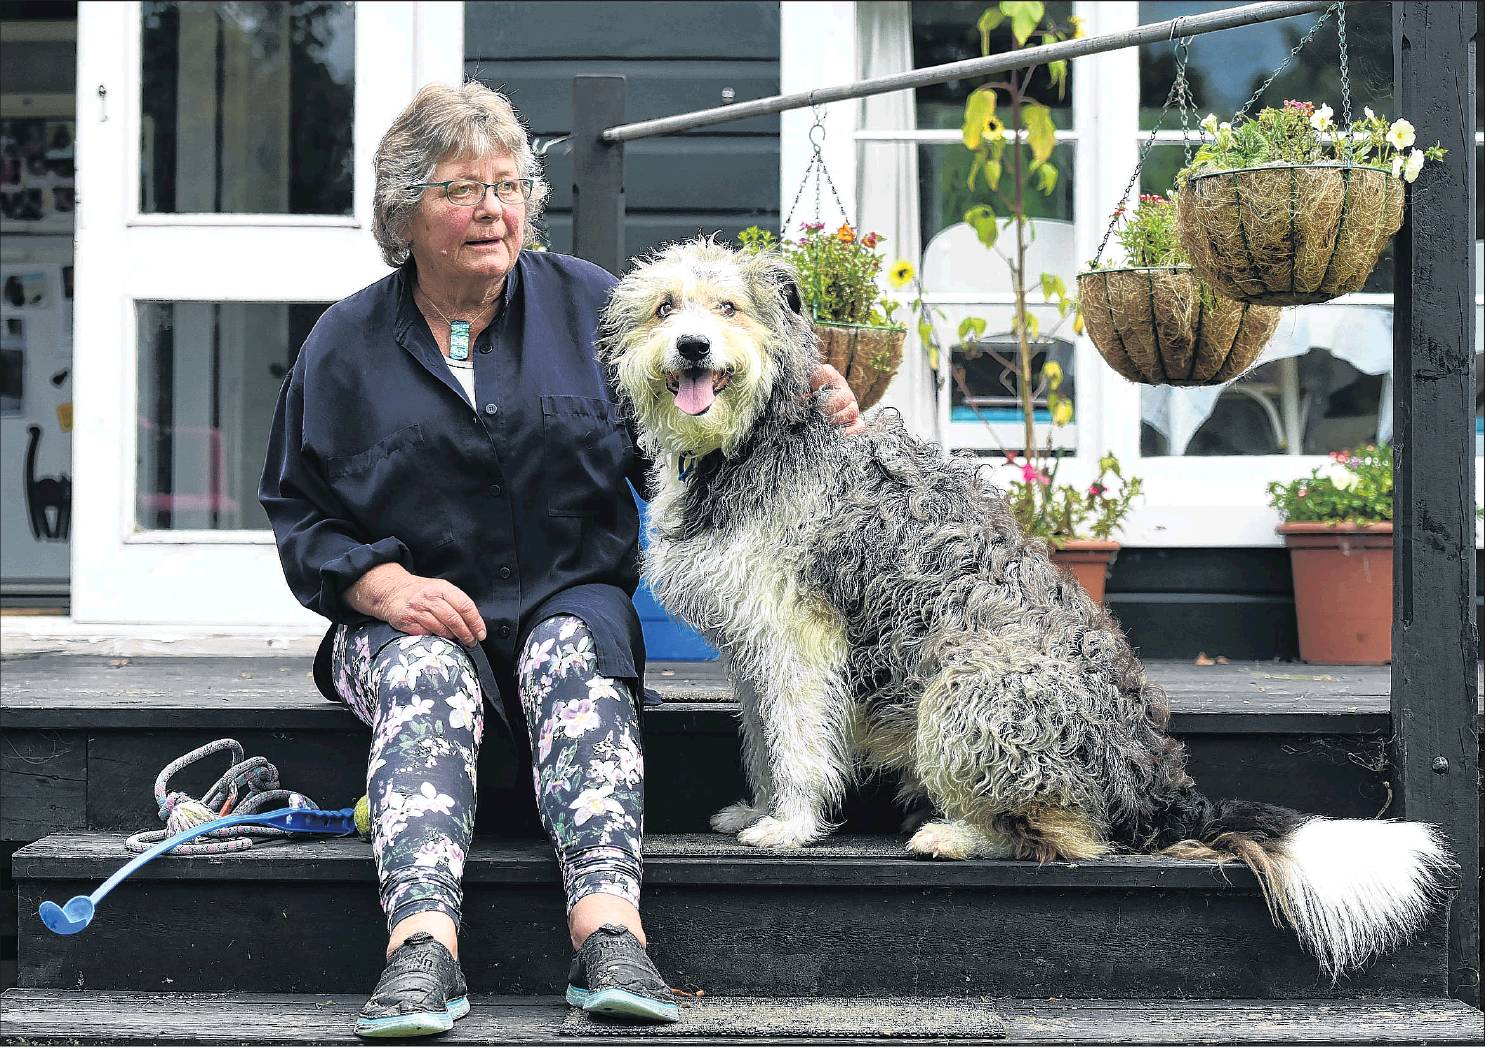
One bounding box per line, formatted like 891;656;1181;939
1051;539;1121;604
1278;521;1393;665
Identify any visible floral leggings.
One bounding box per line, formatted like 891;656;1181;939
330;614;644;932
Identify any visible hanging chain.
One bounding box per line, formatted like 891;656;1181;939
782;105;852;236
1336;1;1352;124
1093;37;1190;266
1232;1;1341;122
1175;37;1196;166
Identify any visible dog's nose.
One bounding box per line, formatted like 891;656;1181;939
676;335;710;363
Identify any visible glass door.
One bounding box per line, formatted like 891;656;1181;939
70;0;460;625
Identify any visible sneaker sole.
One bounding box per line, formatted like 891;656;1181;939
355;998;469;1039
566;984;680;1023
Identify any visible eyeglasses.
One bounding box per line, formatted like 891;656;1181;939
409;178;534;207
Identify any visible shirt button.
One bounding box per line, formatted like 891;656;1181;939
498;566;512;579
490;483;503;497
478;343;492;354
497;624;511;639
484;403;498;416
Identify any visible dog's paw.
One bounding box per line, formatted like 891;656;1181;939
736;814;823;850
710;802;766;834
907;819;998;860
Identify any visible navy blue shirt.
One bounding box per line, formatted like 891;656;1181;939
260;251;652;732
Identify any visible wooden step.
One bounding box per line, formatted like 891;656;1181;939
13;833;1449;1001
1;656;1396;841
2;989;1481;1045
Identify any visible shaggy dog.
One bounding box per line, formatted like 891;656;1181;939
600;237;1452;978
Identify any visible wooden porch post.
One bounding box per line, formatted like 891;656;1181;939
1391;0;1481;1010
572;75;627;275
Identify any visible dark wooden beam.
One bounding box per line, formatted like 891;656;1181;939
1392;0;1482;1010
571;75;626;275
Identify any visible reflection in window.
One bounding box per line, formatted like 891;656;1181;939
136;301;329;530
140;2;354;215
1138;1;1392;129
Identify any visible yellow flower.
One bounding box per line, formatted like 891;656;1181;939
1068;14;1084;38
983;114;1006;143
836;223;856;244
888;260;915;289
1051;399;1074;426
1041;360;1063;389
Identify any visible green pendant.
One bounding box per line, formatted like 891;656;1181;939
449;320;471;362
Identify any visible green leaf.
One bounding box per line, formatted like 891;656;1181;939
964;204;999;249
962;89;998;151
918;320;939;370
977;7;1004;53
1022;102;1056;167
1034;161;1059;195
1048;59;1068;99
1001;0;1044;46
966;153;981;191
983;156;1002;191
1039;273;1066;302
958;316;988;342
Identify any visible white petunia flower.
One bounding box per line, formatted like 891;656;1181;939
1310;103;1334;132
1363;106;1375;121
1200;113;1219;135
1386;119;1415;149
1402;148;1425;183
1322;463;1358;491
1392;155;1405;179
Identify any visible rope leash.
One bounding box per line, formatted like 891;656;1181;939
125;738;324;854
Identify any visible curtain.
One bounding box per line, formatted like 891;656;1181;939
855;1;936;438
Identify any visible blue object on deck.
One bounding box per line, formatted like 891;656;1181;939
37;806;356;936
632;489;718;661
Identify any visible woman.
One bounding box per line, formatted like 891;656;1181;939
260;81;862;1039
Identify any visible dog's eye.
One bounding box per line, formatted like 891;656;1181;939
655;300;673;319
718;301;737;317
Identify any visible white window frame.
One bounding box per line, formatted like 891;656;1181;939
70;0;463;626
783;0;1484;548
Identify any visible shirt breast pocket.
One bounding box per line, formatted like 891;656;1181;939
323;424;454;551
541;395;629;518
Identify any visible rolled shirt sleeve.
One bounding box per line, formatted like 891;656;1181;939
259;364;414;624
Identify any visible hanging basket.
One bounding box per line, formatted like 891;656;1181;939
1174;163;1404;307
813;321;906;410
1077;266;1281;386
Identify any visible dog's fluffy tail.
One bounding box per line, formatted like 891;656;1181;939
1150;790;1454;978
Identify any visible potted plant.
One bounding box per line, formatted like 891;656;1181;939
1267;443;1393;664
1079;193;1281;385
739;222;906;410
1002;414;1142;604
1175;101;1445;306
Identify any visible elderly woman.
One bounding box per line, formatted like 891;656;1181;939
260;81;861;1038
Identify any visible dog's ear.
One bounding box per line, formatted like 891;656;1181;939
779;273;804;316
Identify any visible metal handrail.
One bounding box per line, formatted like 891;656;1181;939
601;0;1340;143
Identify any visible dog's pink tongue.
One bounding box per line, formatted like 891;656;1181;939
674;370;716;415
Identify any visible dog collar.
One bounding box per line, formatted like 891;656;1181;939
677;450;723;483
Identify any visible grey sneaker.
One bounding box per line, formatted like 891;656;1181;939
355;932;470;1038
565;924;681;1023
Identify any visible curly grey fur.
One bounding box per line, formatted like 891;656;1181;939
600;239;1449;976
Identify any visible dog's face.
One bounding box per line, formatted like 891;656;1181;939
601;238;811;458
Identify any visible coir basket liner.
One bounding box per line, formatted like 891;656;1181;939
814;321;906;410
1175;163;1404;307
1077;266;1281;386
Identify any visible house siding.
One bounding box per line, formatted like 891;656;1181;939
465;1;781;262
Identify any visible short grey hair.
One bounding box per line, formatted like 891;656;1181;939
372;81;551;268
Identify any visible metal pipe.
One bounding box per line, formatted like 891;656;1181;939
603;0;1338;143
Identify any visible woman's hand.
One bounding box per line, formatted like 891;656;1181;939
808;363;866;435
347;563;487;646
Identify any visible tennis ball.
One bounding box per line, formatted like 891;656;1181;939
353;794;372;839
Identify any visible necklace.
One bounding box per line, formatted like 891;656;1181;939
417;284;492;362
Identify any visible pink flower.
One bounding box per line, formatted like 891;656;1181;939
1297;486;1309;498
1088;483;1105;497
1021;463;1040;483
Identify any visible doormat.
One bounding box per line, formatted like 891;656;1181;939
560;996;1006;1039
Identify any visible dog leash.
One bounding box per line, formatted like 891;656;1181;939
125;738;325;854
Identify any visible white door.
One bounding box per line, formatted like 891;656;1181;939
70;0;462;626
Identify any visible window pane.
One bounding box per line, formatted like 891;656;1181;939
919;140;1075;253
140;2;354;215
912;1;1074;130
136;301;329;530
1138;1;1391;129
